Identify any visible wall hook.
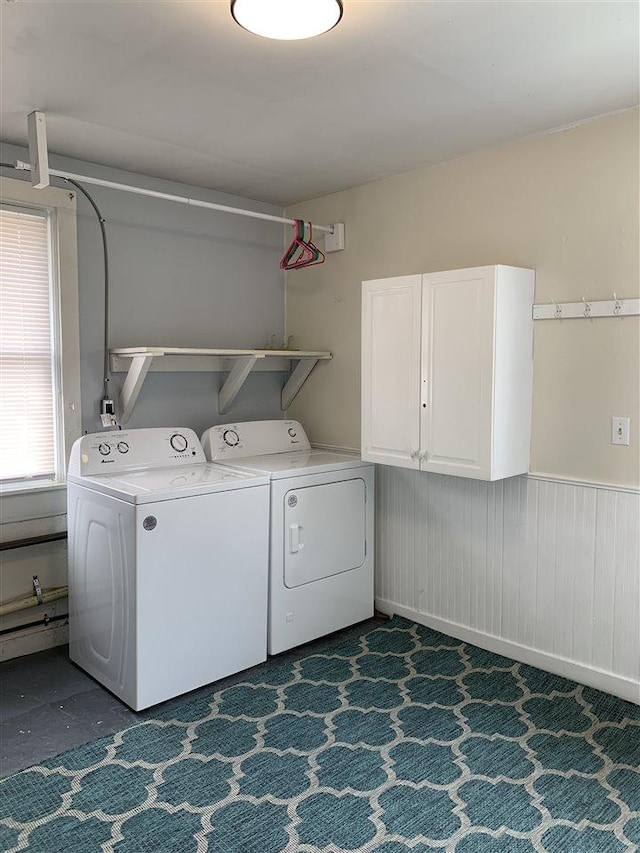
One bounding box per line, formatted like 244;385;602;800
613;293;622;316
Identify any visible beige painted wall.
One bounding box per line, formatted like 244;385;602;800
286;109;639;487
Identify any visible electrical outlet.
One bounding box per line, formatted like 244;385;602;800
611;417;630;446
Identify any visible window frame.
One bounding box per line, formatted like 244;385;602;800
0;175;80;504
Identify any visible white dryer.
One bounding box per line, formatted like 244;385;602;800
67;427;270;710
201;420;374;654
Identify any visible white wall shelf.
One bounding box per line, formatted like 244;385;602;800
110;347;332;422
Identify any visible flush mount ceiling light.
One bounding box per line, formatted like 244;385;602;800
231;0;343;41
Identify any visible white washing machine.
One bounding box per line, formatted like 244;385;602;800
67;427;270;710
201;420;374;654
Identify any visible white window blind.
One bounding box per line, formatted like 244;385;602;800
0;205;58;483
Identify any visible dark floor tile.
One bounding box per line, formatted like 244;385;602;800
0;646;96;723
0;686;138;777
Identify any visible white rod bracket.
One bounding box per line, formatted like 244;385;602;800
281;357;320;410
533;298;640;320
325;223;346;253
27;111;50;189
119;354;154;423
219;355;260;414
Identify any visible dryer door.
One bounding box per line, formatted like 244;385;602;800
284;478;366;588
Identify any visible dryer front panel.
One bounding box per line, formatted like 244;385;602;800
283;478;366;588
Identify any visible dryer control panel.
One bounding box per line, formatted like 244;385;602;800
202;420;311;461
68;428;205;477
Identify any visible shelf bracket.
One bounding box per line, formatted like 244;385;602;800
281;357;320;410
119;354;154;423
219;355;260;414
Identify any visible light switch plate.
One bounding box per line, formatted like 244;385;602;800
611;416;630;446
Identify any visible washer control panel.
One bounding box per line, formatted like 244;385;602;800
69;428;206;476
201;420;311;461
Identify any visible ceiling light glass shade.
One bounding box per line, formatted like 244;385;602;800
231;0;343;40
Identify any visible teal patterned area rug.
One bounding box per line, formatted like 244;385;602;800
1;617;639;852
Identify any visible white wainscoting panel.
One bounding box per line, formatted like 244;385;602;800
375;467;640;703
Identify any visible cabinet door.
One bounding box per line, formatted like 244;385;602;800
362;276;422;468
420;267;495;478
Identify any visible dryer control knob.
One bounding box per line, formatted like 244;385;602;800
98;443;111;456
223;429;240;447
288;428;297;438
170;433;188;452
117;441;129;454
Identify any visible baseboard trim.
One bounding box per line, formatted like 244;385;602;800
375;598;640;705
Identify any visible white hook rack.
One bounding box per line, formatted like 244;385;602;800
533;296;639;320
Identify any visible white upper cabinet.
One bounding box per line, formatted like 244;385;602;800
362;265;535;481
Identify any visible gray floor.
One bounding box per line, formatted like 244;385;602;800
0;617;383;778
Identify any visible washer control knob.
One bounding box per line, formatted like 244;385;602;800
223;429;240;447
287;427;297;438
117;441;129;454
98;443;111;456
170;433;188;452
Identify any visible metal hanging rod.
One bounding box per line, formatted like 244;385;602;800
11;112;345;243
13;159;335;233
533;296;639;320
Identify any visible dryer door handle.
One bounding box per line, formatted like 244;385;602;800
289;524;304;554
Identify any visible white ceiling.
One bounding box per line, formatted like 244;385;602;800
1;0;638;206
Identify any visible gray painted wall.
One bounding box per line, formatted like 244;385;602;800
1;143;286;436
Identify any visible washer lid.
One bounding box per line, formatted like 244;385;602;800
68;463;270;504
217;449;371;479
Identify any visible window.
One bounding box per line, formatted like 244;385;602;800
0;176;80;498
1;205;58;482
